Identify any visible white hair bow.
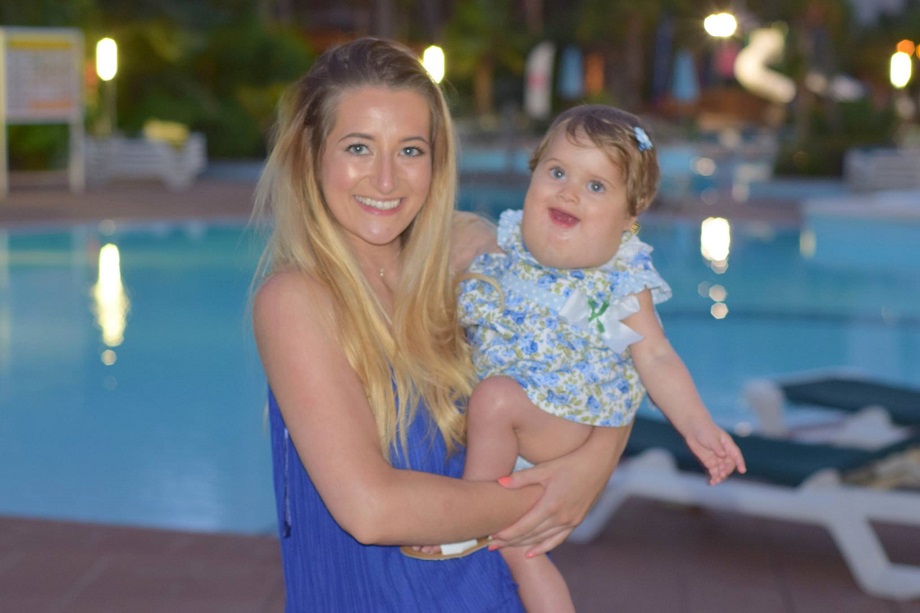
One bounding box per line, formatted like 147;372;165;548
558;290;643;353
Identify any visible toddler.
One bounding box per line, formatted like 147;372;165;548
408;105;746;613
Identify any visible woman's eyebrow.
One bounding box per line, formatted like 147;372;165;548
338;132;373;142
401;135;430;145
336;133;429;145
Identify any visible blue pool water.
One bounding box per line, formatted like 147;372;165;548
1;210;918;535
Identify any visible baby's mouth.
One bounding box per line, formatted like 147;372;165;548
549;208;579;227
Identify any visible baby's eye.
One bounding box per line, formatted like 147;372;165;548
587;180;605;193
345;143;369;155
549;166;565;179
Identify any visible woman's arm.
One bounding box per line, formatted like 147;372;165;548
450;211;499;274
253;270;541;546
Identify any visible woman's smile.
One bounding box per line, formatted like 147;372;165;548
355;195;402;212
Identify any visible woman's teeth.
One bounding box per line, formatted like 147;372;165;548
357;196;400;210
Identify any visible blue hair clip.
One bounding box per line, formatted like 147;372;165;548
634;126;653;152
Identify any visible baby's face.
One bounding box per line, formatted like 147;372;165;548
521;130;635;269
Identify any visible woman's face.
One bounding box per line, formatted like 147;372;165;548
320;86;432;257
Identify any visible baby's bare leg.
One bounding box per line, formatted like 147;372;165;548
464;376;594;481
464;376;590;613
503;545;574;613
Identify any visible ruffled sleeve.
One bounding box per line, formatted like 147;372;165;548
495;209;525;257
607;234;672;305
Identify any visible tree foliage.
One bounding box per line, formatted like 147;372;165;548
2;0;914;163
2;0;314;158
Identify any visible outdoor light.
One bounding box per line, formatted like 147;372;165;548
96;38;118;81
422;45;445;83
891;51;912;89
704;13;738;38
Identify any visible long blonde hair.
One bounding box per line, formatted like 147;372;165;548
253;37;473;459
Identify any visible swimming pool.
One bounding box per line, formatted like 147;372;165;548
1;209;918;535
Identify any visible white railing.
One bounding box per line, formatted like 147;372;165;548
844;147;920;191
85;132;207;190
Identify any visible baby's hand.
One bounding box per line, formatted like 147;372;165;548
684;420;747;485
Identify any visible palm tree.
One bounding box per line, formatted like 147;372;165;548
444;0;529;116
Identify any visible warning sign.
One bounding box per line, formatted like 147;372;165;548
0;27;85;197
1;28;83;122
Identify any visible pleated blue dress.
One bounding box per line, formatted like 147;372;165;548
269;391;525;612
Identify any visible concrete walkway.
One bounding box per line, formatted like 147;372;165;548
0;175;257;228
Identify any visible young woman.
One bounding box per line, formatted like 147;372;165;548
252;38;631;611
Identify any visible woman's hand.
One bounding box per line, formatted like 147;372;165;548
450;211;499;274
490;423;632;557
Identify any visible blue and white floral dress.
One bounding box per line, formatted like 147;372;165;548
459;209;671;428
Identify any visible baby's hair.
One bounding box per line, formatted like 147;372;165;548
529;105;660;216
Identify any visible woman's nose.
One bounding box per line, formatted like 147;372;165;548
373;156;396;193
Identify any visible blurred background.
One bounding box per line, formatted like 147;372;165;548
3;4;920;610
3;0;919;177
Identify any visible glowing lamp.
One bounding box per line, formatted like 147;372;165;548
422;45;445;83
891;52;912;89
704;13;738;38
96;38;118;82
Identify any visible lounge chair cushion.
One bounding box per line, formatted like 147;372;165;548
627;415;920;487
780;376;920;427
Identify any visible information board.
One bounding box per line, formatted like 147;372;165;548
0;27;85;197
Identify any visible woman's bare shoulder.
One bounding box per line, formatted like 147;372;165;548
253;269;335;331
255;269;327;304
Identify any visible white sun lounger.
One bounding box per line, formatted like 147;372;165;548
570;415;920;601
743;368;920;448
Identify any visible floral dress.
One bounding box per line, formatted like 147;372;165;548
459;209;671;428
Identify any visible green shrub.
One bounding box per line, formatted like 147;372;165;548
7;124;71;171
774;98;898;177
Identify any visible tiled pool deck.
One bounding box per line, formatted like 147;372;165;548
2;173;919;612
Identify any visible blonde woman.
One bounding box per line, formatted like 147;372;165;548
252;38;631;611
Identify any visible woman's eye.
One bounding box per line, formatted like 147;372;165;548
402;146;424;157
588;180;605;193
345;143;369;155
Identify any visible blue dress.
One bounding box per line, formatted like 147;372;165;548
269;391;525;612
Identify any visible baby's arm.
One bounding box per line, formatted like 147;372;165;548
624;290;746;484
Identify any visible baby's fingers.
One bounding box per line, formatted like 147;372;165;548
724;438;747;474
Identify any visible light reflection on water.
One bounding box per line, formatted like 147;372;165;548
92;243;129;349
0;214;917;534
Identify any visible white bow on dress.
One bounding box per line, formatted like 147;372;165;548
558;290;643;353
